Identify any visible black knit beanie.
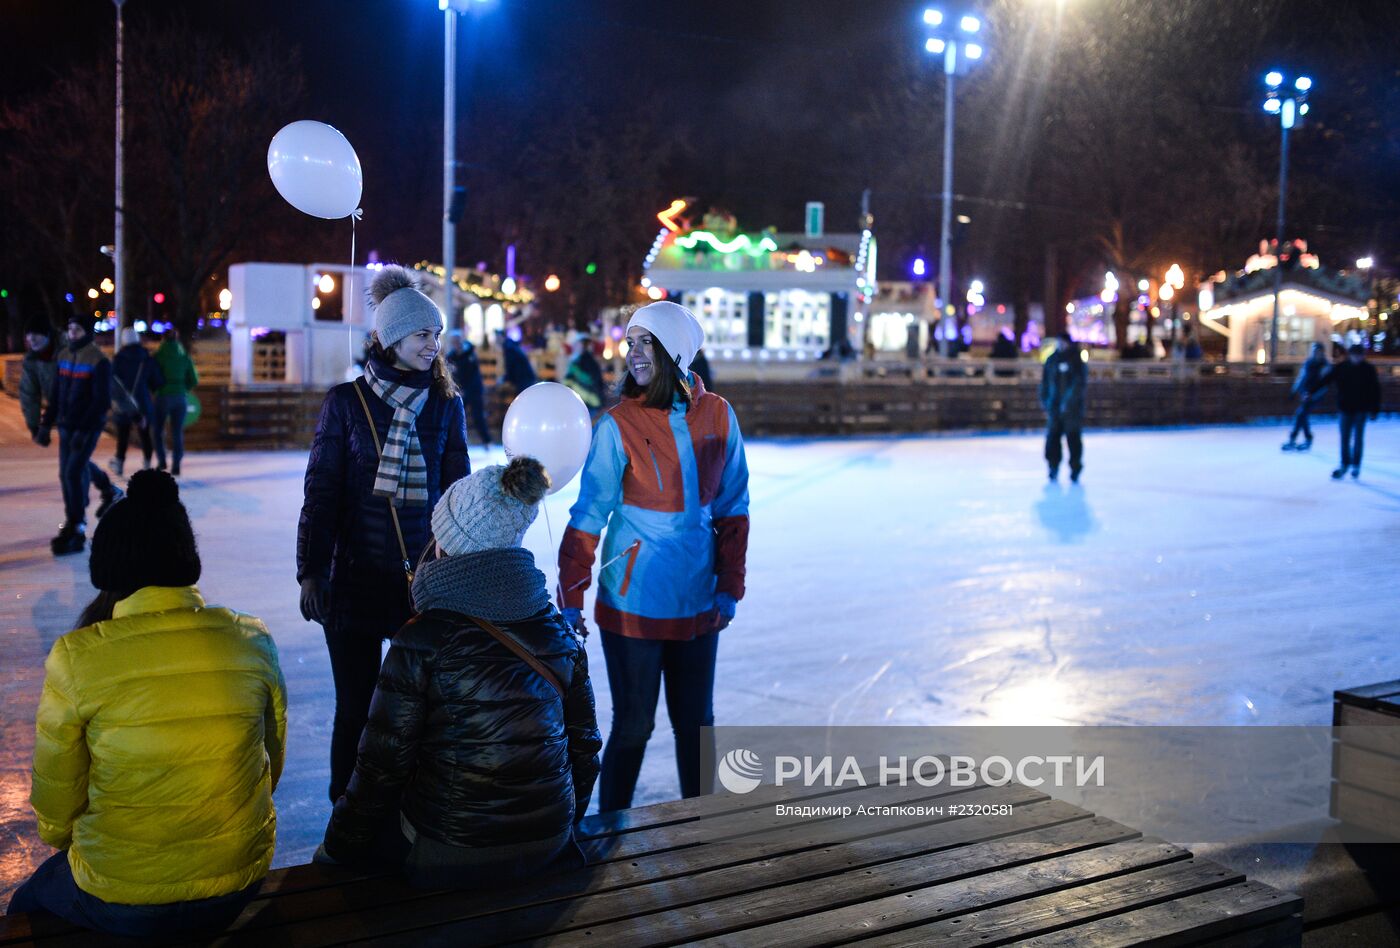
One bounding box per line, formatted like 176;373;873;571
90;470;201;598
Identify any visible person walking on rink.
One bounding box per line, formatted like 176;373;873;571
1312;343;1382;479
152;330;199;476
1040;330;1087;482
1282;342;1327;452
109;327;163;475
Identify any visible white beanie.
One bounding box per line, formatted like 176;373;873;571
368;265;444;349
627;301;705;374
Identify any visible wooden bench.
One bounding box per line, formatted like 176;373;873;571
0;773;1302;947
1331;679;1400;842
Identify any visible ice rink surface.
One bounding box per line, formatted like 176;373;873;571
2;400;1396;903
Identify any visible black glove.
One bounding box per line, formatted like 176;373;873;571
300;578;330;624
34;428;51;447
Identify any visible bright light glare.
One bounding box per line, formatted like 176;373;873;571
218;288;233;310
965;43;983;60
1137;279;1150;292
87;288;99;299
1295;76;1312;91
1357;257;1374;270
923;9;943;25
544;274;561;292
1160;283;1175;301
969;279;984;294
1300;103;1310;115
317;273;335;294
960;15;980;32
1264;98;1282;114
501;277;516;295
925;38;946;54
912;257;927;277
1265;71;1283;88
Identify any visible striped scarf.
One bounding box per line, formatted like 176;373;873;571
363;360;431;507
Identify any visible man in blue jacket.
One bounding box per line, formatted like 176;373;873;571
37;314;121;555
1040;331;1087;482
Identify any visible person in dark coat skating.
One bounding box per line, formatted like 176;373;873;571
1312;343;1382;479
494;329;538;395
318;456;601;888
35;315;120;555
297;265;470;802
1040;331;1087;482
445;329;490;446
1282;342;1328;452
108;328;164;475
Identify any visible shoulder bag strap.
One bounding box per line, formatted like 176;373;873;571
468;614;566;699
352;379;414;585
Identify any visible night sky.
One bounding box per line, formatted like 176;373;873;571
4;0;1399;298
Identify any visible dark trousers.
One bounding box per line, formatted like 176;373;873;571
153;393;187;470
464;392;490;444
1044;414;1083;474
57;428;111;527
323;598;411;801
1288;399;1316;443
598;629;719;812
6;851;258;939
114;412;154;466
1340;412;1367;470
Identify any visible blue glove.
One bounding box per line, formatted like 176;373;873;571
715;593;737;620
562;607;587;637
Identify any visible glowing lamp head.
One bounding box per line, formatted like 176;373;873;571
965;43;983;60
317;273;335;294
218;288;233;310
923;8;943;26
1265;71;1284;88
153;292;165;304
960;15;980;32
544;274;560;292
1264;98;1282;114
912;257;927;277
1357;257;1374;270
1295;76;1312;92
925;37;945;54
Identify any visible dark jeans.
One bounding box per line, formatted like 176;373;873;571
1340;412;1367;470
1044;414;1083;474
1288;398;1317;443
464;392;490;444
6;851;259;939
57;428;111;527
114;412;154;466
323;617;395;802
153;392;187;470
598;629;719;812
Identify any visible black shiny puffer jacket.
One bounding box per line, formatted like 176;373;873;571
296;361;469;630
322;607;602;854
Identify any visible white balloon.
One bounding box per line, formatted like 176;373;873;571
502;382;594;495
267;121;363;219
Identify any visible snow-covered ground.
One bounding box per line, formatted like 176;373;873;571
1;396;1396;903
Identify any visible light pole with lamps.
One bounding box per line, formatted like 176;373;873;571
922;8;985;357
113;0;126;339
440;0;490;332
1263;70;1312;363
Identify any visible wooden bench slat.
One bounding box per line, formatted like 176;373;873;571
535;819;1163;948
1334;680;1400;706
215;784;1052;946
1012;880;1303;948
853;857;1246;947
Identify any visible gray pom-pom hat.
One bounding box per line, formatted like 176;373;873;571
368;265;443;349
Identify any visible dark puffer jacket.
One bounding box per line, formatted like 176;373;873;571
322;606;602;855
296;360;469;628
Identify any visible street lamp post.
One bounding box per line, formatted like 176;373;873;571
113;0;126;339
439;0;490;332
922;8;985;358
1263;70;1312;364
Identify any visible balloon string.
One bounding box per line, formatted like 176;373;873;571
564;540;639;593
347;210;361;364
542;500;563;607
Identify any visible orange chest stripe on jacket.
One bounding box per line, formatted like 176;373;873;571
611;395;731;513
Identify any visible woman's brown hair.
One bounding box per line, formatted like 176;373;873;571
369;338;459;401
620;336;692;410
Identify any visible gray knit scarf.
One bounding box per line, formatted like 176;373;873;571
363;360;430;507
411;547;552;622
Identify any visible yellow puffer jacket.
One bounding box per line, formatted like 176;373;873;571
30;586;288;905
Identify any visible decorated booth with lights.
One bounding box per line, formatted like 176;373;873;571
1197;241;1369;362
639;200;875;361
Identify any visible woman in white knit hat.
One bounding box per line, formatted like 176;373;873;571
558;300;750;811
319;456;601;888
296;265;470;803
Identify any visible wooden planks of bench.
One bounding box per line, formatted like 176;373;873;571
2;774;1301;947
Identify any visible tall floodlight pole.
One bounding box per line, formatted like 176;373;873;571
113;0;126;339
923;9;985;357
441;1;460;330
1263;70;1312;363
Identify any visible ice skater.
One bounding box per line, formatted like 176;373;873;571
297;265;469;802
109;327;163;475
559;300;750;811
1040;330;1087;482
151;329;199;476
1311;343;1382;479
445;329;491;447
1282;342;1328;452
562;330;607;416
318;457;600;888
33;315;121;556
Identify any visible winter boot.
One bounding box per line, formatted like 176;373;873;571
171;463;181;478
50;522;85;557
1070;466;1082;484
96;484;124;518
1298;439;1312;452
1048;466;1059;482
1331;468;1346;480
1351;467;1360;479
1281;441;1297;451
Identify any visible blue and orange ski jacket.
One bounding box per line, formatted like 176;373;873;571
560;375;749;640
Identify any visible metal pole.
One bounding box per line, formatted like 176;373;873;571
114;0;126;340
1269;116;1289;364
937;45;957;358
442;7;457;330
